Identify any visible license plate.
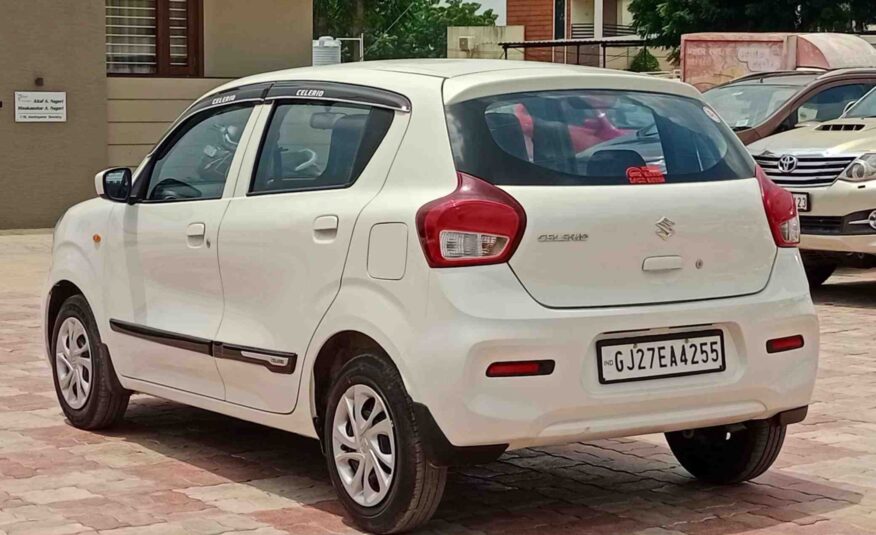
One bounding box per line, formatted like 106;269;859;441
597;330;726;384
793;192;810;212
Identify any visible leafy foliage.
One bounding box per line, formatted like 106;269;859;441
314;0;497;60
629;48;661;72
629;0;876;59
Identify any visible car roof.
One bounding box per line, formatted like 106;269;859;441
722;68;876;87
205;59;699;102
229;59;609;83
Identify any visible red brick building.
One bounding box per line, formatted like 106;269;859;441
506;0;635;63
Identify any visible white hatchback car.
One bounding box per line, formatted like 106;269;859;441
44;60;817;534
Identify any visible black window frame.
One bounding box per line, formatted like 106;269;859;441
246;99;395;197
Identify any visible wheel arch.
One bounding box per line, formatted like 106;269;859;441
45;234;107;348
309;330;400;441
46;280;86;348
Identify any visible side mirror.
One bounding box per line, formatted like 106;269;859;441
95;168;132;202
843;100;858;116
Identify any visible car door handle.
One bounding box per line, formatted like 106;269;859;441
187;223;206;237
313;215;338;243
186;223;207;248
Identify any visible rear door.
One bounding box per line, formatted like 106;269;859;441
445;87;777;308
213;83;409;413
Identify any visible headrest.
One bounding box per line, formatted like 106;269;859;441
310;112;346;130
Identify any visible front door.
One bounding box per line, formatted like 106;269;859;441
214;93;405;413
103;101;259;399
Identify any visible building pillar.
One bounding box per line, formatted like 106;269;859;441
594;0;604;39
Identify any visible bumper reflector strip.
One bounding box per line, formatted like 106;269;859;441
766;335;805;354
486;360;555;378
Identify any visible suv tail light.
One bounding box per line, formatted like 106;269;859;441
756;165;800;248
416;173;527;267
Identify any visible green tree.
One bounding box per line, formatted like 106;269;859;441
629;0;876;60
629;48;660;72
314;0;497;60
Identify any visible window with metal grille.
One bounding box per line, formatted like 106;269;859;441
106;0;201;76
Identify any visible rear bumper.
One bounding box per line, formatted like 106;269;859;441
413;404;808;467
410;248;817;450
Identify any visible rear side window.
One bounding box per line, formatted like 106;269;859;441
446;89;755;186
251;102;393;195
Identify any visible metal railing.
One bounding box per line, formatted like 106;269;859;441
570;23;594;39
605;24;637;37
570;23;636;39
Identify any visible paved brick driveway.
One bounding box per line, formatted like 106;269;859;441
2;232;876;534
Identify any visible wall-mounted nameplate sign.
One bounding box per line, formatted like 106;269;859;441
15;91;67;122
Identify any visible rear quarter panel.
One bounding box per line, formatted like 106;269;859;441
301;74;458;413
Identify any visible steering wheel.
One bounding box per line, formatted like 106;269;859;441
293;148;319;173
150;178;202;201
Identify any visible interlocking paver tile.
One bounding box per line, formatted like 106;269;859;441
2;231;876;534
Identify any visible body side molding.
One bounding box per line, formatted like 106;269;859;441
109;319;297;374
213;342;297;374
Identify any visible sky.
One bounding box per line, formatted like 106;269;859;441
475;0;506;25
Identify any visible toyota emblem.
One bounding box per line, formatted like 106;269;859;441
778;154;798;174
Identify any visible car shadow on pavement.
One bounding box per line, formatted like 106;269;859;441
812;277;876;310
90;396;863;534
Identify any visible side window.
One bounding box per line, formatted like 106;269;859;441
794;84;872;125
146;104;254;202
251;101;393;195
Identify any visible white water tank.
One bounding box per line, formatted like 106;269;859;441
313;36;342;66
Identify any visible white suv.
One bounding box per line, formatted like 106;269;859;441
44;60;818;534
749;87;876;287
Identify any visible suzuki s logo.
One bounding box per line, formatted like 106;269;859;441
655;217;676;240
778;154;798;173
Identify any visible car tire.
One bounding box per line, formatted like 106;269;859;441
803;262;836;289
324;353;447;534
50;295;130;430
665;419;786;484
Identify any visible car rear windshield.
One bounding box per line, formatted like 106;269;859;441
446;89;755;186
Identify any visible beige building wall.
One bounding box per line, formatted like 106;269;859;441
0;0;108;229
448;26;526;60
0;0;312;229
107;78;231;169
203;0;314;78
110;0;314;170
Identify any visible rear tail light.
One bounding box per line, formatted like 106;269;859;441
766;335;805;354
486;360;555;377
416;173;526;267
755;165;800;247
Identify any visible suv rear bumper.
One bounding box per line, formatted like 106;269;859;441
409;248;818;450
